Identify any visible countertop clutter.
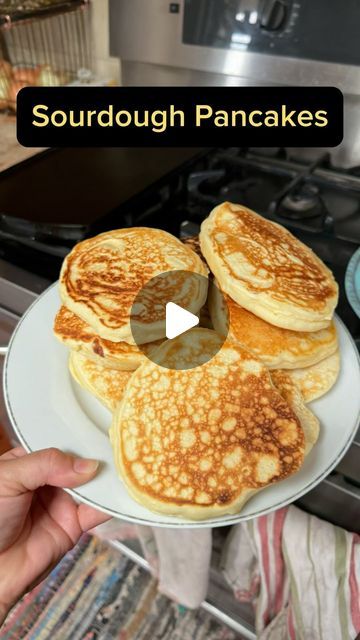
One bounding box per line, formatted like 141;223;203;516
0;114;42;172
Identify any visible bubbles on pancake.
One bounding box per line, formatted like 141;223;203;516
256;455;279;483
114;330;305;515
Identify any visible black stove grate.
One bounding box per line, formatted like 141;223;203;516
1;146;360;344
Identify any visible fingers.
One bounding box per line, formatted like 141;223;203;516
0;602;9;627
37;485;83;545
0;446;27;461
0;447;100;496
77;503;112;532
37;486;111;542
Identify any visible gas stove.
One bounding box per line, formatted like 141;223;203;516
1;146;360;339
185;149;360;237
0;146;360;534
181;147;360;343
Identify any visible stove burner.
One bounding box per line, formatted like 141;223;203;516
267;152;335;230
187;169;263;210
187;170;226;204
219;177;258;202
187;167;277;214
279;183;324;219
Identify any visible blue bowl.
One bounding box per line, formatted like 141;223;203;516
345;246;360;319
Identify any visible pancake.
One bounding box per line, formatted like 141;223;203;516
69;351;132;411
209;285;338;369
200;202;338;331
55;305;162;370
110;328;305;520
271;370;320;455
199;302;213;330
60;227;208;343
182;235;212;328
182;235;204;262
274;350;340;403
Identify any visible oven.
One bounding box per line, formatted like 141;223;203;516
109;0;360;168
0;260;50;446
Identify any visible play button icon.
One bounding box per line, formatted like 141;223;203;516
165;302;199;339
130;269;229;370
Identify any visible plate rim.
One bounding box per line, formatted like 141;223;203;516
345;246;360;319
3;282;360;528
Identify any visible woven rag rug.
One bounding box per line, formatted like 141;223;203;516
0;534;240;640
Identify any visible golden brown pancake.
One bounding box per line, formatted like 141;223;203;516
110;329;305;520
274;350;340;403
209;286;338;369
54;305;162;370
271;370;320;455
182;235;204;262
69;351;132;411
200;202;338;331
199;303;213;330
60;227;208;343
182;235;212;328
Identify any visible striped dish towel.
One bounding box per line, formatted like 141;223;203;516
222;505;360;640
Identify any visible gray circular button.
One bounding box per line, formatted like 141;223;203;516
130;270;229;370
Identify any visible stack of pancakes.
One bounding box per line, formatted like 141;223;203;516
54;226;208;410
54;205;340;521
201;203;339;404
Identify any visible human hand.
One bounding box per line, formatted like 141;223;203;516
0;446;110;624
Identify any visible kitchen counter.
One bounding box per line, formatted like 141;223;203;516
0;114;43;173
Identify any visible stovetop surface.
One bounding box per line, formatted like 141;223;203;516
1;146;360;343
0;147;203;225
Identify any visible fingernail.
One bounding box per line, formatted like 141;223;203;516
73;457;99;474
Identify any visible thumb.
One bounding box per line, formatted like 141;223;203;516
0;447;100;496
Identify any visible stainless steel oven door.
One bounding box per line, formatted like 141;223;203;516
110;0;360;95
109;0;360;167
0;259;50;446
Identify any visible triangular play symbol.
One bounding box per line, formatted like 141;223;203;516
165;302;199;340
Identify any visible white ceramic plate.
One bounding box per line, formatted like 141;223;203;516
4;283;360;528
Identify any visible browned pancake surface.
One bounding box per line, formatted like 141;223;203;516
221;297;338;369
54;305;161;369
206;203;336;309
200;203;338;331
111;330;305;518
60;227;208;341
